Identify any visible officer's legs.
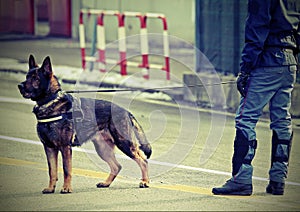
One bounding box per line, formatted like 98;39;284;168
212;96;263;195
213;67;280;195
233;67;280;183
267;65;295;195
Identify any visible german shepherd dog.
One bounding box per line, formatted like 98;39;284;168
18;55;152;194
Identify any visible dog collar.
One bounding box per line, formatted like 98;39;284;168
36;112;73;123
37;115;63;123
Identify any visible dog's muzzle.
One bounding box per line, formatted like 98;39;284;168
18;83;26;95
18;82;31;98
18;83;24;90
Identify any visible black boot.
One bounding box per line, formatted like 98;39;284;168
212;130;256;196
212;180;253;196
267;131;293;195
266;180;285;195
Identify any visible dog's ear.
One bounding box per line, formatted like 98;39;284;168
29;54;37;70
41;56;53;77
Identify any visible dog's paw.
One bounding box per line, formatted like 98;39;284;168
139;182;149;188
96;182;110;188
42;188;55;194
60;187;73;194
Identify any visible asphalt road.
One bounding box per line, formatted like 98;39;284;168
0;72;300;211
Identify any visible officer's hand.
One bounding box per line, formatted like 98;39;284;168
236;71;249;97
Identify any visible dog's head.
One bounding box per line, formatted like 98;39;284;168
18;55;61;102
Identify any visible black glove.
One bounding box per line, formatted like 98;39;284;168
236;71;249;97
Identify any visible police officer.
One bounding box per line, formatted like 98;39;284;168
212;0;300;195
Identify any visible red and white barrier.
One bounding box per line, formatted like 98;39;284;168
144;13;170;80
79;9;170;80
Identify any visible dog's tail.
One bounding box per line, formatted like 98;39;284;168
130;113;152;159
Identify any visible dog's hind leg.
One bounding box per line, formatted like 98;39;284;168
43;145;58;194
60;146;73;194
110;126;150;188
115;140;150;188
92;130;122;188
134;152;150;188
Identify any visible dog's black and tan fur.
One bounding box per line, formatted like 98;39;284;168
18;55;152;194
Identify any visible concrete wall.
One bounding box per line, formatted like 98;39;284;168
72;0;195;43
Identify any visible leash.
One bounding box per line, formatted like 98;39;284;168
66;80;236;94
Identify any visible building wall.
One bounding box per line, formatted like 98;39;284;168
195;0;248;75
0;0;35;34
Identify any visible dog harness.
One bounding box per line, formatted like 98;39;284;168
33;91;83;146
33;91;69;123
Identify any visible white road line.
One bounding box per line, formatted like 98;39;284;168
1;134;299;186
0;96;35;105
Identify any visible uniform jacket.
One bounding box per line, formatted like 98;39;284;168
240;0;300;73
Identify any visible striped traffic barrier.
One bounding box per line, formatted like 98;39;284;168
79;9;170;80
142;13;170;80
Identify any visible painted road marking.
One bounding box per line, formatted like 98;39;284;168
0;156;276;201
2;149;300;208
0;96;35;105
1;156;253;199
1;134;300;187
0;157;37;166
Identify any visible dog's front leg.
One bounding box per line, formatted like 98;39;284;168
60;146;73;193
43;145;58;194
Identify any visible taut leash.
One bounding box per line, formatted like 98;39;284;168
65;80;236;94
